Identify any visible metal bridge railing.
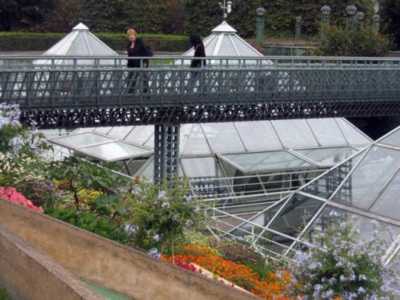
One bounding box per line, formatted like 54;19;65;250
2;55;400;70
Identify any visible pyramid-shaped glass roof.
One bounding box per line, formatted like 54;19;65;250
183;21;263;57
216;126;400;273
44;23;118;57
34;23;118;66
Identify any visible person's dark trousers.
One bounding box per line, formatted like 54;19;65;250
127;70;138;94
186;70;200;94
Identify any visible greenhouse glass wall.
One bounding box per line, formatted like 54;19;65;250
208;125;400;273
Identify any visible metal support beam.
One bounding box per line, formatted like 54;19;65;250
153;123;180;184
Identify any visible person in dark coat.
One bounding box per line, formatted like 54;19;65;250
187;34;206;94
189;34;206;68
126;28;153;93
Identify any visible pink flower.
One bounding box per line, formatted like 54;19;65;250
0;187;43;213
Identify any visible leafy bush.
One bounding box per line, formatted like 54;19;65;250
125;180;202;251
48;207;130;243
292;223;399;299
15;178;58;209
0;104;51;187
0;288;9;300
318;25;391;56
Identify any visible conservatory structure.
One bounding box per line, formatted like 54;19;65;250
47;22;371;202
209;125;400;276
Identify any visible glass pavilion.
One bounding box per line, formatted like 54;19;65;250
209;125;400;272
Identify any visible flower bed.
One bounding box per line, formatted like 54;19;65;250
162;244;292;300
0;187;43;213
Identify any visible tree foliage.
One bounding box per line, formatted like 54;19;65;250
0;0;54;31
318;25;390;56
381;0;400;48
0;0;381;40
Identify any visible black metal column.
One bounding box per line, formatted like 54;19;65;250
153;123;180;184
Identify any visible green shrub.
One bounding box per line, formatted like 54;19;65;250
126;179;203;251
292;223;398;299
0;32;188;52
0;288;9;300
318;25;391;56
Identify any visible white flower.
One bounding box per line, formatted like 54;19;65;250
357;287;366;294
148;248;160;260
124;224;138;234
153;234;161;242
161;201;170;209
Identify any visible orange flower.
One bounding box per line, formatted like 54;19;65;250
162;244;294;300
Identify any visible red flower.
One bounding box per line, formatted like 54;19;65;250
0;187;43;213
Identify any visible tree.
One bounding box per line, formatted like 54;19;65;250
381;0;400;48
42;0;82;32
0;0;54;31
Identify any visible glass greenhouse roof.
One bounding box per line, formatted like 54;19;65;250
209;126;400;271
50;133;152;162
182;21;263;57
50;118;370;180
34;23;118;66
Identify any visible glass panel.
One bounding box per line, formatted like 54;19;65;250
71;128;94;134
235;121;283;152
336;119;371;146
181;157;217;178
78;142;152;162
138;159;153;180
202;123;245;154
232;35;260;56
107;126;134;140
179;124;194;151
127;159;148;176
307;119;347;147
222;151;312;173
332;146;400;210
272;120;318;149
203;35;219;56
233;176;265;196
181;125;211;155
300;206;400;249
52;133;111;149
296;147;355;167
219;35;238;56
371;172;400;220
302;150;365;199
124;126;154;146
379;127;400;148
269;193;325;238
40;129;70;139
93;127;113;135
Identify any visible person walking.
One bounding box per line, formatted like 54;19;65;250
126;28;153;94
188;34;206;93
190;34;206;68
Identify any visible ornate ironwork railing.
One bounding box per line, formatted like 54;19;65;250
1;56;400;127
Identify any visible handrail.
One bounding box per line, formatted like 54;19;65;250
2;55;400;70
1;55;400;61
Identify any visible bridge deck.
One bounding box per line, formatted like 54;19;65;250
1;56;400;128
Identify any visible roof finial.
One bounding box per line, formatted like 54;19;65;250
219;0;233;20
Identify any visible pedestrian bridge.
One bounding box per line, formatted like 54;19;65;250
1;55;400;128
2;55;400;181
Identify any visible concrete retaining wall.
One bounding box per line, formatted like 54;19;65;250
0;200;257;300
0;224;101;300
